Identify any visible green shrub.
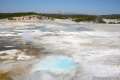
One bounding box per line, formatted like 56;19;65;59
108;22;116;24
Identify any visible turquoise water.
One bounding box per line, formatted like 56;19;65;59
32;55;77;73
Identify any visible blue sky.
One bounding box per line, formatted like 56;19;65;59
0;0;120;14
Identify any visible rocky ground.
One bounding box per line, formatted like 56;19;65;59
0;20;120;80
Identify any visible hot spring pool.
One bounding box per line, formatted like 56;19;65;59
32;55;77;74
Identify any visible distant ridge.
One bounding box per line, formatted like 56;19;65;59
0;12;120;23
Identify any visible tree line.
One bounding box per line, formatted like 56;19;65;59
0;12;120;23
